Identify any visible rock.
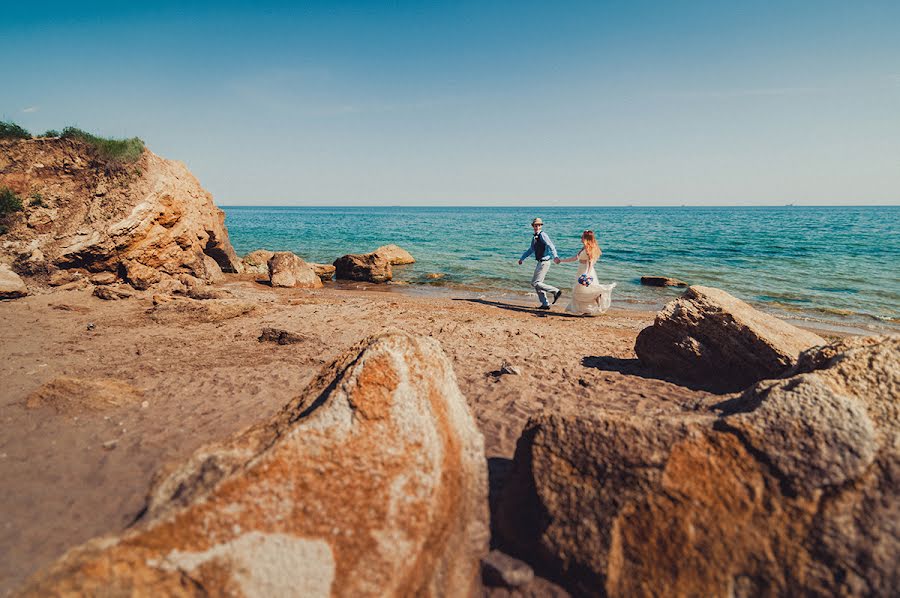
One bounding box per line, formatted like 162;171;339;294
48;268;85;287
498;335;899;597
183;286;230;300
334;253;392;283
20;331;489;597
425;273;445;280
481;550;534;588
93;285;134;301
151;273;187;294
0;137;241;285
268;251;324;289
242;249;274;275
25;377;145;415
123;260;161;290
374;244;415;265
499;362;521;376
0;264;27;299
89;272;118;285
101;440;118;451
310;262;336;282
634;286;825;392
258;327;306;345
148;297;257;324
640;275;687;287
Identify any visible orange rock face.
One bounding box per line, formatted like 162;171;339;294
0;138;241;286
499;335;898;597
19;331;489;597
635;285;826;391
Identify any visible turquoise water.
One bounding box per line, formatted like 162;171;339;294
222;206;900;332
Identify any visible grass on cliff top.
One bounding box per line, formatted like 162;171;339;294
0;121;31;140
61;127;145;163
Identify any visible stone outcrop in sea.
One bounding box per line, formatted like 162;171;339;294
374;244;415;265
635;285;825;392
0;137;242;291
334;252;393;283
19;330;489;597
497;334;899;597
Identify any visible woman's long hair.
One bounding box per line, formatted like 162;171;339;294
582;230;601;262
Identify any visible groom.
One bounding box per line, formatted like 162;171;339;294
518;217;562;310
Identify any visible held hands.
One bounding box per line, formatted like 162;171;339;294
553;257;561;264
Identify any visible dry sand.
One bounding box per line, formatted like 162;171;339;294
0;277;839;595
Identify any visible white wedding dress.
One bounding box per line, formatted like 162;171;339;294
565;253;616;316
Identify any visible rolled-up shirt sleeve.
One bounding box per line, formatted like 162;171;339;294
542;232;559;259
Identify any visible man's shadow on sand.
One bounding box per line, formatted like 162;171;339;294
453;297;582;318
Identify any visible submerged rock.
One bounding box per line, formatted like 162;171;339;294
20;331;489;597
635;285;825;392
334;253;392;283
497;335;899;597
640;275;687;287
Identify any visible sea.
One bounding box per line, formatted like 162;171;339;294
221;206;900;334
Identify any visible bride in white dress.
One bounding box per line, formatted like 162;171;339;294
560;230;616;316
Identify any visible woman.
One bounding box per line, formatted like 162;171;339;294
559;230;616;316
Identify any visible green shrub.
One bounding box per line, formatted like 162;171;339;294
0;121;31;140
41;130;61;138
61;126;145;163
0;187;24;216
30;192;47;208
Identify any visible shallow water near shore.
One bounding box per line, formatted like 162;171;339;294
222;205;900;333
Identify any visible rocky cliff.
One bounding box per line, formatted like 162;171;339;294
0;137;241;288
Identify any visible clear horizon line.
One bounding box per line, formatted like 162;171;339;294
216;202;900;208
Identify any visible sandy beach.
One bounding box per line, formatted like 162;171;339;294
0;274;755;595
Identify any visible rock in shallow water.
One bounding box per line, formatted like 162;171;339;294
635;285;825;392
333;252;392;283
19;330;489;597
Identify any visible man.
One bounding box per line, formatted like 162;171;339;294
518;217;562;310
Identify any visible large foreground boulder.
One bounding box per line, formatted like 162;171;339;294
0;138;242;286
498;335;898;597
19;331;489;597
374;244;415;265
0;264;28;299
334;252;392;283
267;251;323;288
635;285;825;391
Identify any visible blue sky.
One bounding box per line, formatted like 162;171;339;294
3;1;899;205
